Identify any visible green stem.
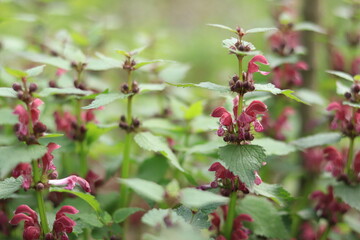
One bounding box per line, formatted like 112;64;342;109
32;160;50;236
223;192;237;239
319;224;331;240
119;70;134;208
237;56;244;118
78;141;88;177
346;137;355;179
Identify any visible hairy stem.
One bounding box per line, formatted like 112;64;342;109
223;192;237;239
32;160;50;236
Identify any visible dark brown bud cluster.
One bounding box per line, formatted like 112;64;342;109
344;81;360;103
229;74;255;95
230;41;252;54
223;131;254;144
235;26;246;38
120;81;140;94
13;81;38;104
71;123;87;141
346;31;360;47
119;115;141;133
122;59;137;71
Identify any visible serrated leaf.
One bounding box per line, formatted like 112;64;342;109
326;70;353;81
175;206;210;229
294;22;326;34
245;27;277;34
334;183;360;211
218;144;266;188
20;52;71;70
119;178;165;202
26;65;46;77
207;24;237;33
291;132;342;149
253;183;293;207
134;132;184;172
134;59;170;70
254;83;309;104
166;81;229;93
238;196;290;239
5;67;28;78
139;83;166;93
0;108;18;124
82;93;131;109
0;88;17;98
180;188;228;209
343;101;360;108
113;207;144;223
252;138;296;156
0;144;48;178
38;88;93;97
50;188;102;214
0;177;23;199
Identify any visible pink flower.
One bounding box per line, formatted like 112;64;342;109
310;186;349;225
302;148;325;174
12;163;32;190
353;151;360;178
13;105;29;137
327;102;352;130
54;111;77;138
211;107;233;126
9;205;41;240
49;175;91;192
30;99;44;124
272;62;308;88
51;206;78;240
330;50;345;72
85;170;103;194
351;57;360;76
41;143;61;175
261;107;294;140
268;30;299;55
56;68;67;77
323;146;346;178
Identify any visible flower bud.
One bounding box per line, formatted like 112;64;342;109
232;74;239;82
33;122;47;134
120;115;126;122
353;84;360;93
120;83;129;93
133;118;140;128
12;83;22;92
36;183;44;191
29;83;38;93
344;92;352;99
49;80;57;88
48;171;58;180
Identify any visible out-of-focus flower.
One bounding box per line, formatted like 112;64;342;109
12;163;32;190
10;205;41;240
323;146;346;178
310;186;349;225
272;62;308;88
261;107;294;141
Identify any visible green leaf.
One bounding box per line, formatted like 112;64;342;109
0;108;18;124
207;23;237;33
139;83;166;93
0;144;48;178
40;133;64;139
334;183;360;211
134;132;184;172
5;67;28;78
119;178;165;202
183;101;203;120
326;70;353;82
291;132;342;149
175;206;210;229
95;52;123;69
113;207;144;223
50;188;102;214
142;209;185;228
179;188;228;209
254;83;309;104
0;88;17;98
137;156;169;182
295;89;326;106
218;144;266;188
238;196;290;239
82;93;131;109
245;27;277;34
253;183;293;207
20;52;71;70
252;138;296;156
115;49;130;57
26;65;46;77
294;22;326;34
166;81;229;93
343;101;360;108
134;60;170;70
0;177;23;199
38;88;93;97
336;81;351;95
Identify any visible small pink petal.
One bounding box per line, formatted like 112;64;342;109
211;107;229;117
